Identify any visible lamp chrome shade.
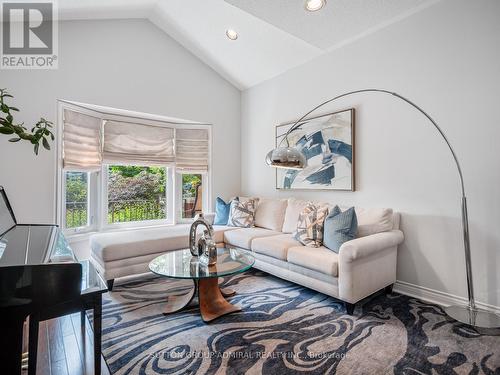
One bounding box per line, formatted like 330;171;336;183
265;147;307;170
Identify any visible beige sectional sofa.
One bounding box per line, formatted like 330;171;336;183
90;197;404;313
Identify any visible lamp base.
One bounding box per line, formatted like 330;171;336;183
445;305;500;328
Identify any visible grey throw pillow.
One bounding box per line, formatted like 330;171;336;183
323;205;358;253
227;199;256;228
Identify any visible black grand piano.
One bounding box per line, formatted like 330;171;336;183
0;186;107;375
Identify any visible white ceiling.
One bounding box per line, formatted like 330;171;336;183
225;0;435;49
58;0;441;89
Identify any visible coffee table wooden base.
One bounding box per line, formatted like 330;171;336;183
163;283;196;315
199;278;241;323
162;279;240;323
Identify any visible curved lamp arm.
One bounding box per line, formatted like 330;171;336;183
272;88;489;324
280;89;466;197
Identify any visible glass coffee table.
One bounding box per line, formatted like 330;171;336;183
149;247;255;323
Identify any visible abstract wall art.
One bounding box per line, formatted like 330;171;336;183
276;108;355;191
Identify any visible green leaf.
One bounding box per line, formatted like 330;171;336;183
42;137;50;150
0;127;14;134
9;137;21;142
6;114;13;122
34;143;39;155
9;107;19;111
1;104;9;113
50;133;55;141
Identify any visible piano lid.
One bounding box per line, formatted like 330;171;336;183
0;187;16;237
0;225;77;267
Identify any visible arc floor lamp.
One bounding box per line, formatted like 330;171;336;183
265;88;500;329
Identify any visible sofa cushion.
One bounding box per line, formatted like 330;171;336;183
227;199;256;228
356;207;394;237
254;198;288;231
224;228;281;250
293;202;329;247
282;198;309;233
212;225;239;243
91;224;192;262
323;206;358;253
287;245;339;277
251;234;301;261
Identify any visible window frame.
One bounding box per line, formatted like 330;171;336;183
56;100;213;237
100;164;174;230
175;171;209;224
61;170;98;235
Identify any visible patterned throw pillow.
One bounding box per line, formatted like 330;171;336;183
323;205;358;253
293;202;329;247
227;199;256;228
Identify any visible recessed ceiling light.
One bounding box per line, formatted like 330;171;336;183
305;0;326;12
226;29;238;40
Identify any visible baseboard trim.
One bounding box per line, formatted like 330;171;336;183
393;280;500;314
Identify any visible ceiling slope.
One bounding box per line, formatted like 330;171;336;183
55;0;441;89
149;0;322;89
225;0;439;50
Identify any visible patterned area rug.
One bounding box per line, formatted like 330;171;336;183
100;270;500;374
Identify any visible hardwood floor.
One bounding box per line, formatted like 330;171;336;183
31;313;110;375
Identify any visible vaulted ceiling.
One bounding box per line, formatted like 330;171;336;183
59;0;440;89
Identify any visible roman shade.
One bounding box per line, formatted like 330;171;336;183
103;120;175;165
62;106;210;170
63;109;102;171
175;128;209;171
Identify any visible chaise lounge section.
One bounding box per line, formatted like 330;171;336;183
90;220;236;290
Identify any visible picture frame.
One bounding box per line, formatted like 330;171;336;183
275;108;355;191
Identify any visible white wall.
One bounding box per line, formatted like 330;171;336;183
0;19;241;224
241;0;500;307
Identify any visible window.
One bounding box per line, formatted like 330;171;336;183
106;165;167;224
181;174;203;219
64;171;89;229
58;102;211;234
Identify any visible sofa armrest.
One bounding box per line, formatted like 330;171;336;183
339;230;404;263
338;230;404;304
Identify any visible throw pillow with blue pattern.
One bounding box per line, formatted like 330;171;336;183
293;202;329;247
214;197;235;225
323;205;358;253
227;198;256;228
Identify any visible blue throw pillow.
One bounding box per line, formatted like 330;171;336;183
323;205;358;253
214;197;233;225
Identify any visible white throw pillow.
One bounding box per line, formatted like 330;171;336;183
254;198;288;231
355;207;394;237
282;198;309;233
